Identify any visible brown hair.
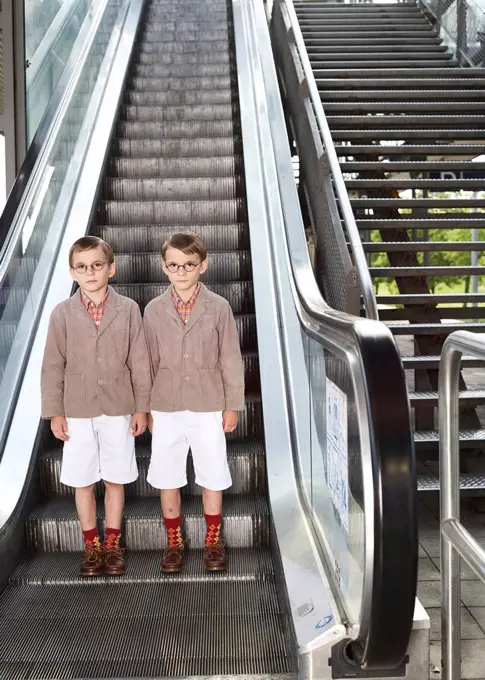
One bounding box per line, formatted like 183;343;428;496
161;232;207;262
69;236;114;268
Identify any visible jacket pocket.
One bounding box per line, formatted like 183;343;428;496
116;369;135;412
200;368;225;408
154;368;173;401
64;374;86;408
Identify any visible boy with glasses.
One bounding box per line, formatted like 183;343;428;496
41;236;151;576
143;232;245;573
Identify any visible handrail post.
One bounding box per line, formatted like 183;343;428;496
439;338;462;680
456;0;468;65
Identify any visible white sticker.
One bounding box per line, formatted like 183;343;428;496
326;378;349;533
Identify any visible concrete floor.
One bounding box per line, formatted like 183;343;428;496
418;493;485;679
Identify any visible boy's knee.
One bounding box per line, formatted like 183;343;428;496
76;483;96;494
103;480;123;490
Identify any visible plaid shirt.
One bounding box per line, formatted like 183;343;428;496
80;289;109;327
171;284;200;325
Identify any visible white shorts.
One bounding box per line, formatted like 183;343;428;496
148;410;232;491
61;414;138;488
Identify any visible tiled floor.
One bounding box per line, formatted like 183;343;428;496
418;493;485;679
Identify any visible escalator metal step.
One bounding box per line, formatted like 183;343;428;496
122;103;234;122
111;136;241;158
112;251;251;282
110;280;253;312
40;439;265;500
26;495;270;551
128;74;232;90
135;40;230;54
100;223;249;252
141;30;229;42
141;20;229;31
337;144;485;156
125;88;232;105
135;51;231;65
104;177;244;201
409;390;485;407
98;198;247;225
9;548;275;586
108;155;243;178
117;119;236;139
131;62;232;77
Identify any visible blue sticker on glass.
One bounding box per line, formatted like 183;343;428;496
315;615;333;630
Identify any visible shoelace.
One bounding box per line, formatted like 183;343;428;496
84;539;103;563
204;541;225;559
104;535;125;555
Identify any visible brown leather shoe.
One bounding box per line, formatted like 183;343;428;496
104;534;126;576
80;540;104;577
162;544;184;573
204;542;228;571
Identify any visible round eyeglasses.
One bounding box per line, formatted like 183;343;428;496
72;261;109;275
165;262;201;274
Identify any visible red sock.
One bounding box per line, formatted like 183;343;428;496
164;516;183;547
205;514;222;546
104;527;121;548
82;528;100;546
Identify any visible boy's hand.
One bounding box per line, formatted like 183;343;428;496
222;410;238;433
51;416;69;441
148;413;153;433
131;412;147;437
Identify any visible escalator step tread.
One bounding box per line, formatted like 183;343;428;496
98;199;247;225
9;548;274;586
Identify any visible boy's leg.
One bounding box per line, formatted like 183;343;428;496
96;414;138;576
147;411;188;573
61;418;103;576
103;481;126;575
188;412;231;571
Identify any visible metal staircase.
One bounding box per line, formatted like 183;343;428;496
290;0;485;490
0;1;295;677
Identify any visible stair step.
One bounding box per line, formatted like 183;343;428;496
341;161;485;172
377;294;485;305
108;155;243;179
122;103;235;123
26;496;270;552
135;40;230;54
39;439;266;500
117;120;237;140
99;223;249;253
352;198;485;209
306;44;449;54
304;36;442;45
128;75;233;91
110;280;254;313
402;355;485;369
328;114;485;128
311;59;458;69
409;390;485;407
112;250;251;283
331;128;482;140
104;177;244;201
8;548;275;586
125;88;233;105
337;144;485;156
130;62;232;77
387;322;485;335
415;429;485;447
370;266;485;276
112;136;242;158
418;473;485;492
134;51;231;65
98;198;247;226
322;90;485;102
356;219;485;230
347;178;484;190
363;241;485;253
299;19;429;27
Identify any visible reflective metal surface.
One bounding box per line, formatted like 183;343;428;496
271;0;378;321
0;0;142;588
440;331;485;680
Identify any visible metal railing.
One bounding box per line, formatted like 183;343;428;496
419;0;485;66
440;331;485;680
270;0;379;320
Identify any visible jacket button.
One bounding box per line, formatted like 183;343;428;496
98;380;103;385
184;376;189;381
97;357;102;363
184;354;189;359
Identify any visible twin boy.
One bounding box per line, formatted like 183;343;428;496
41;232;244;576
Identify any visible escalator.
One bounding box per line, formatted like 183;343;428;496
0;0;419;678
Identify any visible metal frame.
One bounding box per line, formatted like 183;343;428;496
242;0;421;671
1;0;27;193
270;0;378;321
0;0;144;590
440;331;485;680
